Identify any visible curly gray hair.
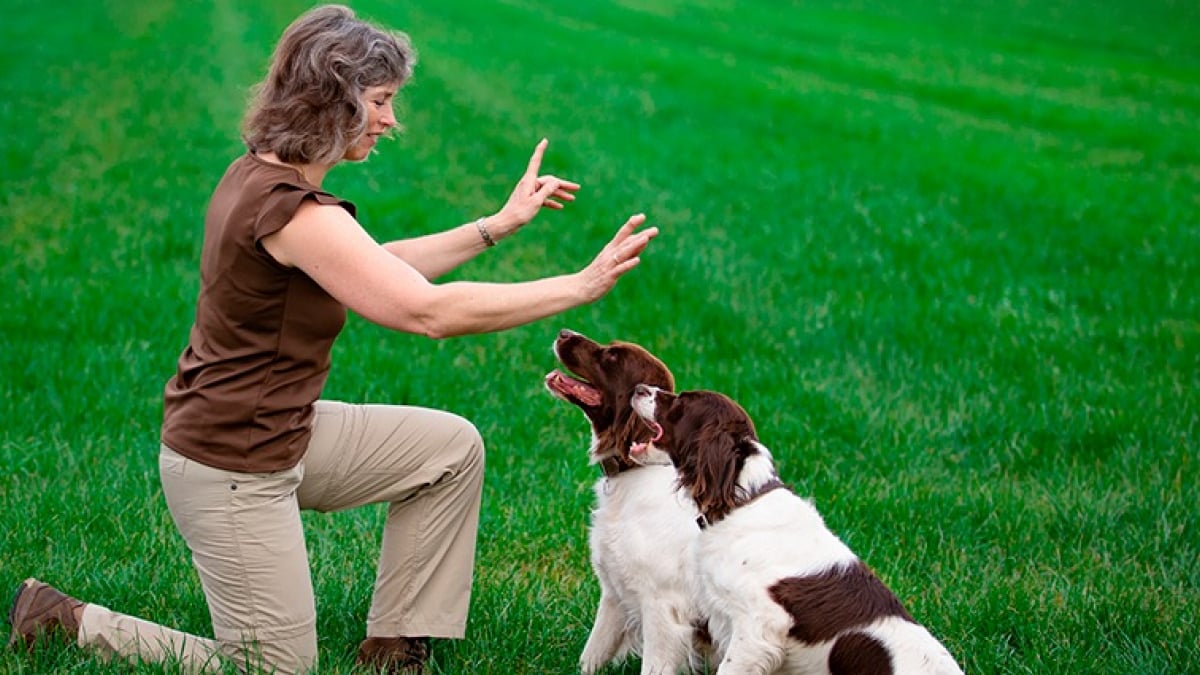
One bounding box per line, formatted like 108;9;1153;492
242;4;416;165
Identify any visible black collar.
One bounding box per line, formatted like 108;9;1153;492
598;455;637;477
696;477;787;530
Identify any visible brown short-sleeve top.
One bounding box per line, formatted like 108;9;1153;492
162;152;356;472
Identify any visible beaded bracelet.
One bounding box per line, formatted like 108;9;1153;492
475;217;496;247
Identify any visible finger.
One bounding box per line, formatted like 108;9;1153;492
534;176;580;198
615;213;648;240
534;178;564;202
632;227;659;248
598;215;649;261
613;257;641;275
614;229;657;260
538;176;580;192
607;227;657;268
524;138;549;178
608;253;647;279
543;186;578;202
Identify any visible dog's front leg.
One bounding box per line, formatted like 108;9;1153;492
715;630;783;675
581;591;632;674
639;604;694;675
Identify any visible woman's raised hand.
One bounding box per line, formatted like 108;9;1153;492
490;139;581;238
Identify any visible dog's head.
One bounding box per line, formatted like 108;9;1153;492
631;386;765;519
545;329;675;468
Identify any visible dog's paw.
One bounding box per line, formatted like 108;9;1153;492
579;645;617;675
579;656;603;675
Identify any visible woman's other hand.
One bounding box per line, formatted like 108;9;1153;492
576;213;658;303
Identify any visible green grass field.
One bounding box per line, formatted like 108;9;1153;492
2;0;1197;672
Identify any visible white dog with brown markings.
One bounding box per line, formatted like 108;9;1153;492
630;385;963;675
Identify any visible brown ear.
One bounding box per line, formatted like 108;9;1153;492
680;424;743;520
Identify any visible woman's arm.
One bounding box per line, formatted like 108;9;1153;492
380;218;497;280
262;201;655;339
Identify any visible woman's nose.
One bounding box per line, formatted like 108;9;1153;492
380;104;396;128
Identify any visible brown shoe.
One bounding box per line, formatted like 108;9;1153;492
356;636;430;674
7;578;84;650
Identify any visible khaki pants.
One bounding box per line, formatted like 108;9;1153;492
77;400;485;674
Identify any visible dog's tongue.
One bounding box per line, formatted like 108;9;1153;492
547;370;602;406
629;423;663;458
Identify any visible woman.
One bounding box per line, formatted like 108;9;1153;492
7;5;656;673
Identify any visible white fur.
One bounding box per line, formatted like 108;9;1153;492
560;379;708;674
694;447;963;675
581;458;706;675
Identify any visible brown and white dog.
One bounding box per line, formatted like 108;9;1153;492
630;386;963;675
545;329;709;675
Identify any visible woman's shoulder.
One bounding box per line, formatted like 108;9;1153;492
217;153;353;213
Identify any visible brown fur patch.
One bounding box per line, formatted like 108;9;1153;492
692;619;714;654
768;561;913;644
828;631;894;675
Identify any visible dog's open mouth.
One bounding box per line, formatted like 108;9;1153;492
647;420;663;442
630;419;664;458
545;370;603;407
640;417;664;444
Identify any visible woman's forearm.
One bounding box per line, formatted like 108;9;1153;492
394;274;590;339
381;217;500;279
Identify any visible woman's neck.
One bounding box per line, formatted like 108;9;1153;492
257;151;329;187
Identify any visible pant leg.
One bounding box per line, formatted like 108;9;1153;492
160;445;318;674
76;603;223;673
296;400;485;639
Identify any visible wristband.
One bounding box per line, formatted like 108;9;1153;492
475;217;496;247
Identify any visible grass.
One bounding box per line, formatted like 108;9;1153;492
1;0;1197;672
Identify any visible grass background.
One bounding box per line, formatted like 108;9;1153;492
1;0;1197;672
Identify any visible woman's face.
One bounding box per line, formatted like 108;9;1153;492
345;84;398;162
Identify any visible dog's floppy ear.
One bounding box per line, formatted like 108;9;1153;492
681;423;743;520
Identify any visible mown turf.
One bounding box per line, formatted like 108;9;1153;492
1;0;1196;672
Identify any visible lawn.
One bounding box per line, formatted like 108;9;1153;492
1;0;1197;673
